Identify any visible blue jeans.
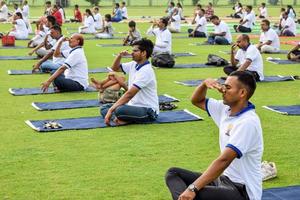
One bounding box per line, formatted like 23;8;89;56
111;17;122;22
100;104;158;124
53;74;84;92
208;35;230;45
40;60;61;73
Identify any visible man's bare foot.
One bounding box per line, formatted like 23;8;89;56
114;118;128;125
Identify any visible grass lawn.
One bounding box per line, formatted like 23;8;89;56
0;5;300;200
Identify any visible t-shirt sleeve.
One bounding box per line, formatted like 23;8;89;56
120;61;134;74
226;119;258;158
206;98;225;127
61;49;70;58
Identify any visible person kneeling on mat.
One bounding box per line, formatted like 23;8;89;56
101;38;159;126
41;34;88;93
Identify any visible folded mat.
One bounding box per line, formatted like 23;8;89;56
175;75;296;87
25;109;203;132
0;46;27;49
9;86;97;96
114;52;196;58
8;67;110;75
262;185;300;200
32;94;179;111
96;44;123;47
219;50;289;54
267;59;299;65
0;56;38;60
263;105;300;115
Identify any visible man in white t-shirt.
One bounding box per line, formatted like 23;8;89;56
168;8;181;33
121;1;128;19
234;5;254;33
280;12;296;36
258;3;268;18
166;71;263;200
0;1;8;22
257;19;280;53
188;8;207;38
93;6;103;30
207;15;232;45
41;34;88;92
224;34;264;81
100;38;159;126
147;17;172;54
9;12;28;40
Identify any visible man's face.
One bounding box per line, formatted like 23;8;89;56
236;36;247;49
68;35;79;48
260;22;269;31
131;45;145;62
158;19;165;29
50;29;60;39
222;76;244;106
211;18;219;26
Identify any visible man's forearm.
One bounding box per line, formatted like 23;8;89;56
109;91;134;112
111;55;122;71
191;83;207;109
45;65;65;83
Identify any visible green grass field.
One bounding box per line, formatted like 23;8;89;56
0;5;300;200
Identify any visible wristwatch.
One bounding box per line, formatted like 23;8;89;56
188;184;199;193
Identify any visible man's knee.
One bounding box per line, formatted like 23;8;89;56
165;167;180;181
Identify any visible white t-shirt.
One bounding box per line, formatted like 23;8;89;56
206;99;263;200
195;15;207;34
170;14;181;31
235;44;264;80
104;21;113;35
94;13;103;30
259;7;267;18
84;15;96;33
214;21;232;43
51;37;71;65
121;6;128;18
284;17;296;35
14;19;28;38
259;28;280;49
22;5;29;19
146;27;172;53
64;46;89;89
14;7;22;14
0;4;8;20
242;12;254;29
120;60;159;114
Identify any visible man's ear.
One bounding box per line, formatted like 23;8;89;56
141;50;147;58
240;88;248;99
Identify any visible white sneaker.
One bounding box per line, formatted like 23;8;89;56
261;161;277;181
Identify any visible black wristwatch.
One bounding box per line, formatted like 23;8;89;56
188;184;199;193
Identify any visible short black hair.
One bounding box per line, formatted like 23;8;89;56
15;12;23;19
160;17;168;27
229;71;257;99
45;1;51;5
210;15;219;20
262;19;270;26
128;20;136;27
105;14;112;21
75;4;79;8
51;25;62;34
115;3;120;7
241;34;250;43
46;15;56;25
246;5;252;10
132;38;154;59
170;2;175;6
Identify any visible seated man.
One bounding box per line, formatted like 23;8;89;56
123;20;141;46
224;34;264;81
0;1;8;22
91;72;127;103
280;11;296;37
287;42;300;62
168;8;181;33
257;19;280;53
234;5;254;33
111;3;122;22
41;34;88;92
258;3;268;18
100;38;159;126
146;17;172;54
207;15;232;45
166;71;263;200
188;8;207;38
8;12;28;40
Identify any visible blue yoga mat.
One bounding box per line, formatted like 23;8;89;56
267;59;299;65
96;44;123;47
263;105;300;115
85;36;123;40
0;46;27;49
114;52;196;58
220;50;289;55
175;76;296;87
262;185;300;200
9;86;97;96
8;67;110;75
173;63;219;68
25;109;203;132
32;94;179;111
0;56;38;60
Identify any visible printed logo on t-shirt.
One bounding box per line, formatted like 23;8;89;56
225;124;233;136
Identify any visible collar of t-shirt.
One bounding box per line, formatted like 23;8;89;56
241;43;251;51
70;46;82;53
228;102;255;117
135;60;150;71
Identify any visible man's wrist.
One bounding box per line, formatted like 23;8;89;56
187;184;199;193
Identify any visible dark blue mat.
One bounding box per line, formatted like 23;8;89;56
25;110;202;132
9;86;97;96
0;56;38;60
175;76;296;87
32;94;179;111
0;46;27;49
8;67;110;75
85;36;123;40
114;52;196;58
96;44;123;47
173;63;218;68
220;50;289;55
263;105;300;115
262;185;300;200
267;59;299;65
